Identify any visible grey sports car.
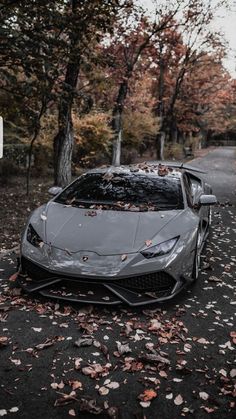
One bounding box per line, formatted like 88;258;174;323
18;162;217;306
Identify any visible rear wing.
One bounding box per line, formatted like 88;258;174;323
153;161;207;174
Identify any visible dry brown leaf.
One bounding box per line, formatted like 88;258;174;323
8;272;19;282
174;394;183;406
139;389;157;402
69;380;82;391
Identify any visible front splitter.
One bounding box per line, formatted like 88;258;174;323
17;275;185;307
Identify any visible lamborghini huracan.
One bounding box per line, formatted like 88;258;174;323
18;162;217;306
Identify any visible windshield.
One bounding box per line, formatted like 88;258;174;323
55;172;184;211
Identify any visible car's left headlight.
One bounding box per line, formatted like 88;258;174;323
141;237;179;259
27;224;44;248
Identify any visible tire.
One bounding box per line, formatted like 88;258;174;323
192;230;201;281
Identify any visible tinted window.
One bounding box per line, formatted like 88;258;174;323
55;173;184;211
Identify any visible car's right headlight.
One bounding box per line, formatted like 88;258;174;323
27;224;44;248
141;237;179;259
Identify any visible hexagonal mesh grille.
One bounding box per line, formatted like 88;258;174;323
117;272;176;291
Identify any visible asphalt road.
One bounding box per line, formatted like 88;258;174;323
0;147;236;419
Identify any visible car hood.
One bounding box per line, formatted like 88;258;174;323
41;202;181;255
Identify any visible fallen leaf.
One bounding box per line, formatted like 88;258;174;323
140;401;151;408
219;369;227;377
230;331;236;344
69;380;82;390
35;338;56;350
74;338;93;348
197;338;210;345
9;408;19;413
199;392;209;400
98;386;109;396
0;337;8;347
31;327;42;333
8;272;18;282
68;409;76;417
139;389;157;402
116;342;131;355
54;391;76;407
0;410;7;417
145;240;152;247
10;358;21;366
106;382;120;389
230;369;236;378
78;398;103;415
174;394;183;406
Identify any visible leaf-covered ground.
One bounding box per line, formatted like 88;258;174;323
0;177;52;251
0;202;235;419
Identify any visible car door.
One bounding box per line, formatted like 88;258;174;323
184;172;209;238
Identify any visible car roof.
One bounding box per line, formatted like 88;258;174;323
85;163;183;179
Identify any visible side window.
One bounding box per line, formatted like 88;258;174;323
187;174;203;203
183;175;193;208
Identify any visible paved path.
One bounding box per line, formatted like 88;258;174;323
0;148;236;419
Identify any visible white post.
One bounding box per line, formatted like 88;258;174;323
0;116;3;158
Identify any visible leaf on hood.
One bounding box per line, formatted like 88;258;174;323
145;239;152;247
121;254;127;262
174;394;184;405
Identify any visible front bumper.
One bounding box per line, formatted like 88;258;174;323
18;256;187;306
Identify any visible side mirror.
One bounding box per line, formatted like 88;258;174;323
48;186;63;196
199;194;217;206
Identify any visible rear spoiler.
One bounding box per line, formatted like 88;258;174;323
152;161;207;174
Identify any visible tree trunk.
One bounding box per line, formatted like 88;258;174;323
112;129;122;166
53;59;80;187
111;79;129;166
156;131;165;160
